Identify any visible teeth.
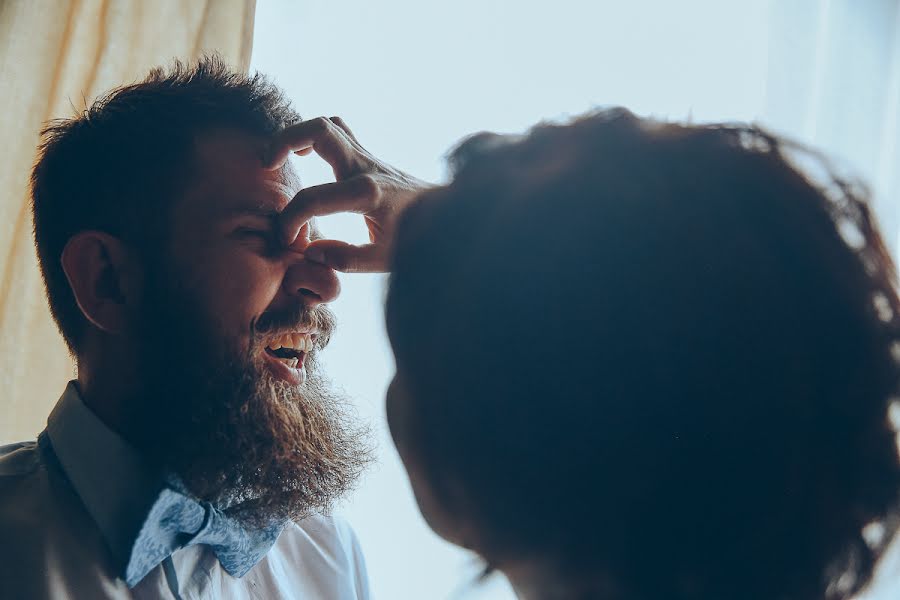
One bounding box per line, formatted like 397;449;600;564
268;333;314;353
288;357;299;368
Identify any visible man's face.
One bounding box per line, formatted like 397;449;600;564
128;129;368;524
169;129;340;385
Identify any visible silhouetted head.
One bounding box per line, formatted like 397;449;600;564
386;108;900;600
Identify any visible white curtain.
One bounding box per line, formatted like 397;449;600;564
0;0;257;445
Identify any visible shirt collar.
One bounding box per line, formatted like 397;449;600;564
46;381;164;570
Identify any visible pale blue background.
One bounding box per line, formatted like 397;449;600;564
251;2;900;598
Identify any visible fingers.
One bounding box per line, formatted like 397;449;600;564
304;239;389;273
329;116;360;145
286;221;311;253
278;174;381;245
265;116;361;177
268;115;391;273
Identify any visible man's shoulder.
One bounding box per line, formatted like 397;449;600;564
0;439;70;587
0;437;96;540
0;439;67;540
0;440;42;478
0;440;46;525
0;439;131;597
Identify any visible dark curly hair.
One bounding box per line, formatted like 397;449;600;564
387;108;900;600
31;56;300;353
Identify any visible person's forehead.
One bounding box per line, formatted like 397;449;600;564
187;129;300;215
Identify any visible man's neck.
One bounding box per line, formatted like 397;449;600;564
76;350;143;447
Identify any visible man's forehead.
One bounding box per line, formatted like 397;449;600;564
188;129;300;214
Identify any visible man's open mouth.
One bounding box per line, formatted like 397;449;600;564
261;332;317;383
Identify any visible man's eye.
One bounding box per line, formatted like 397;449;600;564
236;228;274;241
235;228;287;256
236;227;276;244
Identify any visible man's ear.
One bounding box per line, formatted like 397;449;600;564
60;231;140;336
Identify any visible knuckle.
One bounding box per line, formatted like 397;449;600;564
355;174;380;201
309;116;332;133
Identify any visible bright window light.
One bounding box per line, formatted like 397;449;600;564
251;2;900;598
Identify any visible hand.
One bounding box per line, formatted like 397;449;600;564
265;116;431;273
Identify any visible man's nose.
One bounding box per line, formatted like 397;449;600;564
282;257;341;307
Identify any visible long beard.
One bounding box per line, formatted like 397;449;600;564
127;268;371;527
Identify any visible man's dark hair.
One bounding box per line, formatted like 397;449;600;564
387;109;900;600
31;56;300;353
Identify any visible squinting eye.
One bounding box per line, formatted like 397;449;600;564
237;228;272;239
235;227;285;255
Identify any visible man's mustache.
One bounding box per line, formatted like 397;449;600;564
253;304;337;349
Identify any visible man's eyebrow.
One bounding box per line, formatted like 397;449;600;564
225;207;280;219
228;206;322;240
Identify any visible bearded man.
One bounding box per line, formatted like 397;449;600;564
0;58;425;599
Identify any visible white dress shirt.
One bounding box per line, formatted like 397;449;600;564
0;383;371;599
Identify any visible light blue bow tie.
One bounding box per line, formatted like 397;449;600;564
125;483;285;588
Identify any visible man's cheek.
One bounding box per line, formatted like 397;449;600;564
223;278;281;337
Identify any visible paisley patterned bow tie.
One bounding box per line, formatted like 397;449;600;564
125;485;284;588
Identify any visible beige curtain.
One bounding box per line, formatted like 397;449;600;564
0;0;256;444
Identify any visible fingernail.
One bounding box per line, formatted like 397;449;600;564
305;247;326;264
